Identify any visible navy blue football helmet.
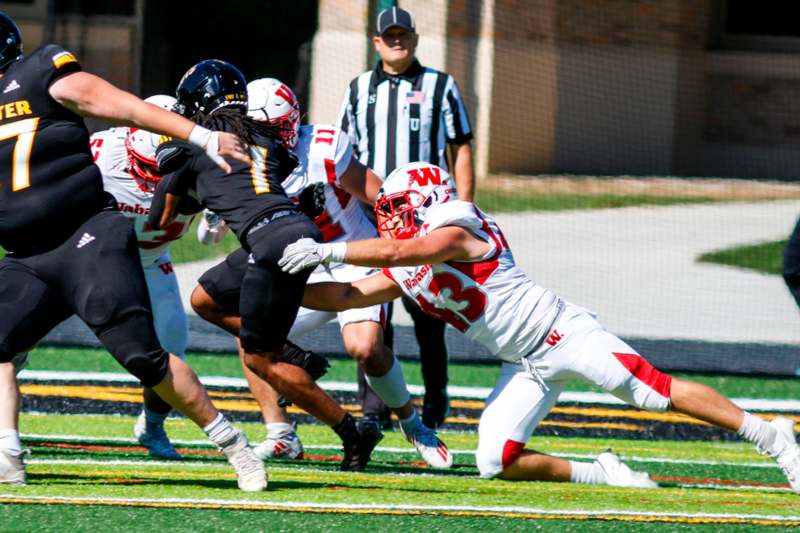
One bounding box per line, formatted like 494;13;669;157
0;12;23;73
174;59;248;117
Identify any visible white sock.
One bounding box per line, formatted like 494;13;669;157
364;358;411;408
266;422;294;437
569;460;607;485
0;429;22;454
203;413;239;449
738;412;779;453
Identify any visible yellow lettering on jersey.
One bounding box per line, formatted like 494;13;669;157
52;51;77;69
0;100;33;122
250;146;270;194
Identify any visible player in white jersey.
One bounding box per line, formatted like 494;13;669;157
190;79;453;469
89;94;193;459
279;161;800;492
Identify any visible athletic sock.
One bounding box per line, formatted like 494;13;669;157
203;413;239;449
569;460;607;485
737;411;779;454
266;422;294;437
363;357;411;409
0;429;22;454
333;413;360;446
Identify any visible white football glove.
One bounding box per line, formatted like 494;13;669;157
187;125;227;169
279;238;347;275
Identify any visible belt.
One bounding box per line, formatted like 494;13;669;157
246;210;297;236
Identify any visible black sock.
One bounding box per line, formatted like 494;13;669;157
333;413;359;446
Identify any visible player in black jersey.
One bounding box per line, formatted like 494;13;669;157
0;12;267;490
151;60;382;470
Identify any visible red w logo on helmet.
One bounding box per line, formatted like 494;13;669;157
407;166;441;186
275;84;296;105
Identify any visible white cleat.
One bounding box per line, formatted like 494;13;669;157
254;429;304;460
223;431;268;492
133;412;182;460
596;449;658;489
0;449;27;485
399;419;453;469
766;417;800;494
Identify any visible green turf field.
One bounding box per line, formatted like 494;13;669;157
698;240;784;276
8;345;800;530
24;345;800;399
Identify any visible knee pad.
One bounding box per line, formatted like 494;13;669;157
96;312;170;387
476;439;525;479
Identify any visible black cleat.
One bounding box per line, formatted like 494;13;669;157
340;419;384;471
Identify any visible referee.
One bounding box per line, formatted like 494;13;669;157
338;6;475;429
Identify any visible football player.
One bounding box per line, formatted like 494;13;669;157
150;60;383;471
279;161;800;492
0;12;266;491
89;94;192;459
190;78;452;468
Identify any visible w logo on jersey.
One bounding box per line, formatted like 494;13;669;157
407;166;441;187
544;329;563;347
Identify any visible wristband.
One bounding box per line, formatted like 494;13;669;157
187;125;213;149
328;242;347;263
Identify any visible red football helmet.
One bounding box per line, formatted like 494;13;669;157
375;162;458;239
246;78;300;149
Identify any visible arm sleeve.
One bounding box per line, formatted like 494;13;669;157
441;76;473;145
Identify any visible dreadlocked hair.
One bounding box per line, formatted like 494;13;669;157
191;108;283;146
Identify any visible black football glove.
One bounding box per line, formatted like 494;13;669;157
297;182;326;219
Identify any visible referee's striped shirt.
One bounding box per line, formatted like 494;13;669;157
338;60;473;179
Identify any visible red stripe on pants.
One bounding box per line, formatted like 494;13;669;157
502;439;525;469
612;352;672;398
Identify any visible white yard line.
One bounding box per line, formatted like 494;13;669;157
18;369;800;411
22;434;780;469
0;493;797;521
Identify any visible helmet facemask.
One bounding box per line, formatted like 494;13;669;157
125;129;162;193
375;189;427;239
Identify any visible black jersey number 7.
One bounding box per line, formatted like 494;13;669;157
0;117;39;191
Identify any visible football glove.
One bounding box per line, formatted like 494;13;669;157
297;182;326;220
278;238;346;274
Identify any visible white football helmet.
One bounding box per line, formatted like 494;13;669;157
247;78;300;149
126;94;174;191
145;93;178;112
376;162;458;239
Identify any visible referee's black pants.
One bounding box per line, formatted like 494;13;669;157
783;215;800;309
357;295;449;427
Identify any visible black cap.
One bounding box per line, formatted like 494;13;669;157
376;6;415;35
